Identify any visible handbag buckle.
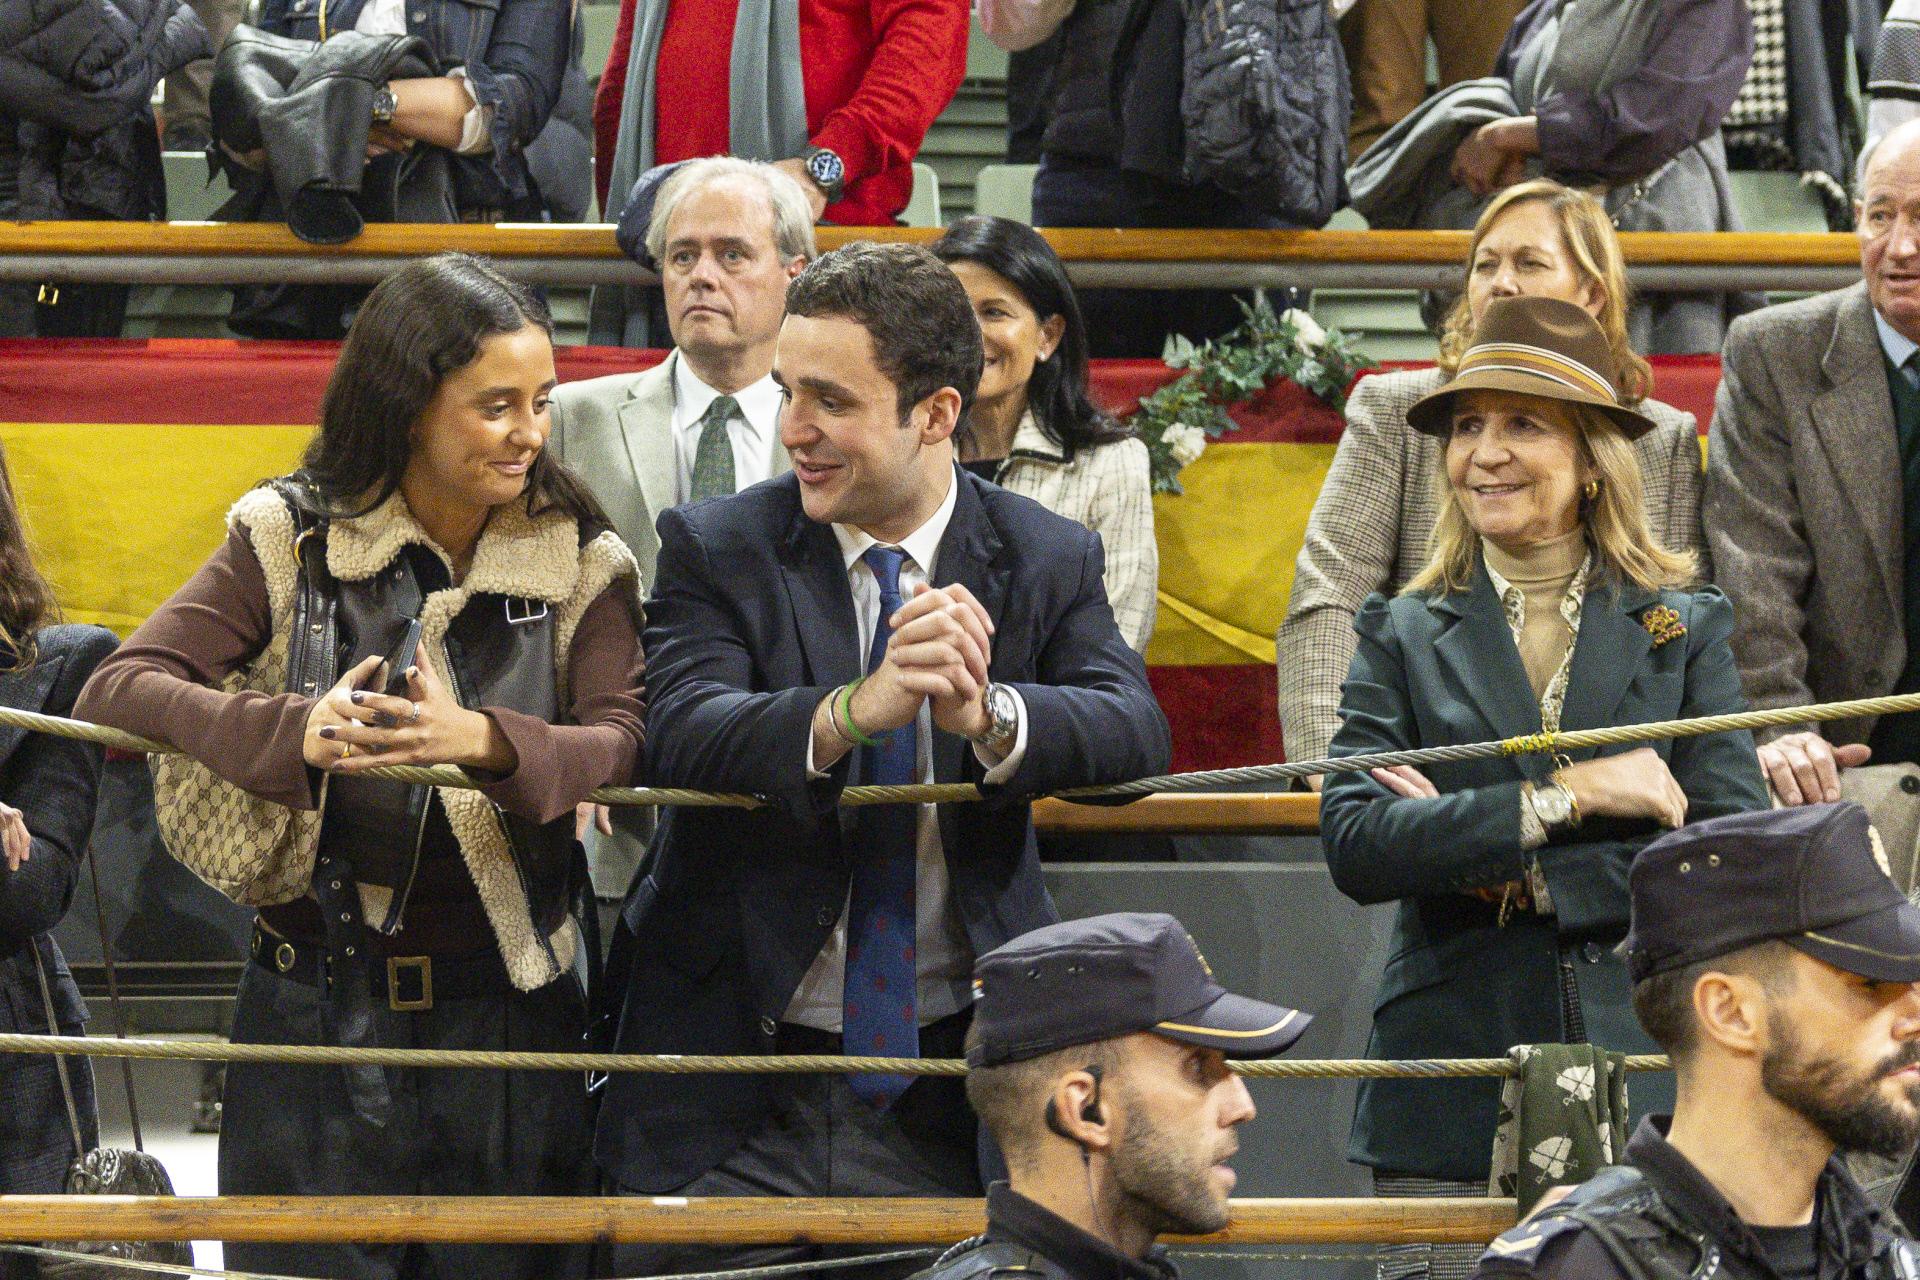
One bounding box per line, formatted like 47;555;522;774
386;956;433;1012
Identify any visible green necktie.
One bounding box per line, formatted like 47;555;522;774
688;394;739;503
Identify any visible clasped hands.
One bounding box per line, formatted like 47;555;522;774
814;582;997;766
301;646;515;775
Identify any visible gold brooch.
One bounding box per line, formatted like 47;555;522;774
1641;605;1687;649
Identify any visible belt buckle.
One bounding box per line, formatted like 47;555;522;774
386;956;433;1012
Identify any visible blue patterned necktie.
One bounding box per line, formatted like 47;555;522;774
843;545;919;1107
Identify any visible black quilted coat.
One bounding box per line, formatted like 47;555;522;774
0;0;210;221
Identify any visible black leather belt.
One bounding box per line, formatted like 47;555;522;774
250;924;513;1012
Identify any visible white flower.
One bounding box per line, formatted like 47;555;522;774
1283;308;1326;352
1164;422;1207;467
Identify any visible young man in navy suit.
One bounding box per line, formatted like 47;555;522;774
595;241;1171;1277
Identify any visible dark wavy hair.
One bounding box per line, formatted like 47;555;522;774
785;240;984;422
931;216;1132;460
289;252;608;534
0;441;56;670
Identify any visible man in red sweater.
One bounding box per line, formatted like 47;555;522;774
593;0;968;227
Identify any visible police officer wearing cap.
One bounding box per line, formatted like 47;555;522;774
910;912;1311;1280
1474;803;1920;1279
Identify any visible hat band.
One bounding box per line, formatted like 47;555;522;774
1155;1009;1303;1039
1457;342;1617;402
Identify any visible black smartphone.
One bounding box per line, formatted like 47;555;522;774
375;618;422;697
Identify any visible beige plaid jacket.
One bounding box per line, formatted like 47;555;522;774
1275;366;1708;763
994;413;1158;653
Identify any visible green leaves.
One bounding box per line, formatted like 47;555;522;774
1130;295;1375;494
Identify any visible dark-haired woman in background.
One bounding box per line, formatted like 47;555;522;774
932;215;1158;652
0;441;117;1195
78;252;644;1280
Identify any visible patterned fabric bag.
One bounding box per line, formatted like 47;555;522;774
30;853;194;1280
148;499;328;905
1487;1042;1630;1214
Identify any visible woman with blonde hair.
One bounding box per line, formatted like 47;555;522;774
1319;296;1766;1280
1278;179;1705;776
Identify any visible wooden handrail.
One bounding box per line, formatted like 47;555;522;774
1032;792;1320;835
0;221;1864;268
0;1195;1516;1245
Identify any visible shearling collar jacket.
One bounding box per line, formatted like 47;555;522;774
232;485;639;990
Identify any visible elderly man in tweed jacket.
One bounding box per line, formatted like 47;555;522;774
1277;364;1706;771
1705;120;1920;890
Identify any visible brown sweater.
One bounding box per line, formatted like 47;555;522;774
76;527;646;953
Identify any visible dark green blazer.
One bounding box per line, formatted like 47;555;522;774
1320;563;1768;1181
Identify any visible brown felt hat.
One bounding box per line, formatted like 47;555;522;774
1405;295;1656;440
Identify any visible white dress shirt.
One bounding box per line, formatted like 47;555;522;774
669;358;785;505
786;469;1029;1031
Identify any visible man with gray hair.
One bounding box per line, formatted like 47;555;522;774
549;155;815;896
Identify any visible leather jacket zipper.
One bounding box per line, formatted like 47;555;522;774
377;792;433;936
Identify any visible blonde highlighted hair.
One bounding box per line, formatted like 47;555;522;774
1438;182;1653;404
1403;399;1697;597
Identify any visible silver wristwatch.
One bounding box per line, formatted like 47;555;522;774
1528;778;1579;831
973;683;1018;754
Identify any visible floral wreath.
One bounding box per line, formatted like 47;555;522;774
1130;296;1374;495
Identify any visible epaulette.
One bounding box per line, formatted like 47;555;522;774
1476;1167;1653;1274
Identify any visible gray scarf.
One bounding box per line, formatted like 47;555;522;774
590;0;808;346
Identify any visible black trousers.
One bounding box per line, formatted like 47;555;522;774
1031;161;1301;359
220;959;595;1280
608;1010;982;1280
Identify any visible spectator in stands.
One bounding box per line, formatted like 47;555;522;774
594;242;1169;1279
216;0;570;337
1473;804;1920;1279
1870;3;1920;169
977;0;1344;359
257;0;568;221
931;215;1157;653
1319;295;1767;1280
162;0;245;150
589;0;969;343
910;912;1310;1280
0;0;208;337
1278;181;1705;776
1346;0;1754;354
1340;0;1526;157
1707;117;1920;892
0;442;118;1198
76;254;643;1280
550;155;813;900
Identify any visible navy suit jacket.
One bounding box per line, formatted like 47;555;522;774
1319;567;1768;1181
593;467;1171;1192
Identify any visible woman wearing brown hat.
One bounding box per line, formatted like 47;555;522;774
1318;295;1768;1280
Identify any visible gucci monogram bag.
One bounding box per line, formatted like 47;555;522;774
149;499;331;905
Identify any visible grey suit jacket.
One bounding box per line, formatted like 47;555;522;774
548;350;791;895
1706;283;1906;746
548;350;793;585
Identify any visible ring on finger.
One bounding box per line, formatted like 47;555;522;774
340;742;353;760
408;704;421;725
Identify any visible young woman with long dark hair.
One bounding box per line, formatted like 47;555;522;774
0;441;118;1196
931;215;1158;651
78;252;644;1280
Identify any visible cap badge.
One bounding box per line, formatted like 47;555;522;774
1871;826;1894;879
1640;605;1687;649
1184;933;1215;979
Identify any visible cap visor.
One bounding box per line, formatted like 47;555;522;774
1154;991;1311;1059
1789;899;1920;983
